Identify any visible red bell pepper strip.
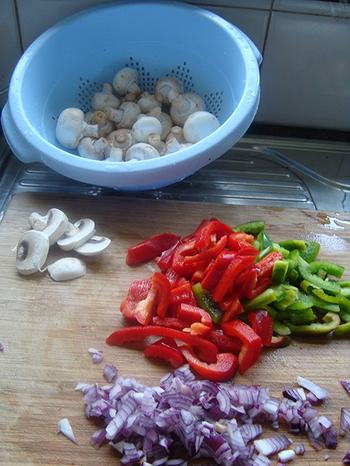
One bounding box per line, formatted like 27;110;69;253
106;325;218;363
221;320;262;374
144;338;185;368
246;277;272;300
228;232;255;244
120;277;152;322
170;282;197;307
156;242;180;272
177;303;213;328
153;272;171;318
220;297;244;323
255;251;283;280
212;256;254;303
234;267;258;298
184;235;227;266
248;310;273;346
195;219;233;250
181;347;239;382
126;233;180;266
153;316;187;330
205;329;242;354
201;251;236;292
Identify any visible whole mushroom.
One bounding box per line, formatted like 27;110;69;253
106;102;141;129
183;111;220;143
91;83;120;111
77;137;109;160
167;126;186;144
148;107;172;140
56;108;98;149
132;116;162;143
87;110;114;137
147;134;167;155
112;67;141;98
137;92;161;113
155;77;183;104
107;129;135;153
125;143;160;161
104;146;124;162
170;92;206;126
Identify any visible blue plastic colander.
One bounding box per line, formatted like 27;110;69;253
1;1;261;191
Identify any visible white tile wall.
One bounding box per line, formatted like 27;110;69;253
257;11;350;130
0;0;22;90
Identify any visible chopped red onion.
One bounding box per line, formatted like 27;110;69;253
294;443;305;456
297;376;328;402
88;347;103;364
343;450;350;464
0;343;4;352
278;449;295;463
252;454;271;465
103;363;118;383
340;408;350;436
282;388;306;402
341;380;350;397
254;435;292;456
57;418;77;444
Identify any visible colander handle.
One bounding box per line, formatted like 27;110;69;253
239;31;262;66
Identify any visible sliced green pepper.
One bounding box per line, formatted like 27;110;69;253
192;283;222;324
334;321;350;337
288;308;317;325
288;249;299;270
288;292;314;310
338;280;350;288
288;312;340;335
340;287;350;298
288;268;299;283
300;240;320;263
279;239;306;251
256;245;273;261
273;321;291;336
271;242;290;258
297;257;341;295
244;288;277;310
257;230;272;251
233;220;265;236
312;295;340;313
309;261;344;278
340;310;350;323
272;260;289;284
312;289;350;313
273;284;299;310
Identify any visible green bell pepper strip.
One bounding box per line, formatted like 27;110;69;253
300;240;321;263
288;312;340;335
233;220;265;236
334;321;350;337
338;280;350;288
288;249;299;269
256;245;273;262
312;295;340;313
340;287;350;298
288;291;314;310
272;243;290;258
244;288;277;310
279;239;306;251
312;289;350;313
257;230;272;250
192;283;223;324
273;284;299;310
273;321;291;336
340;310;350;323
288;308;317;325
288;268;299;283
297;257;341;295
272;260;289;284
309;261;344;278
300;279;320;293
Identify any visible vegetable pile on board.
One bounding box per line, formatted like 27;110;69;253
56;67;220;161
106;218;350;381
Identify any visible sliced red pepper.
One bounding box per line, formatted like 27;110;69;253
181;347;238;382
248;310;273;346
268;335;291;348
220;297;244;324
156;241;181;272
106;325;218;363
228;231;255;244
201;251;236;292
205;329;242;354
126;233;180;266
165;268;181;286
195;219;232;250
255;251;283;280
153;272;171;318
184;235;227;266
120;277;152;321
212;256;254;303
153;316;187;330
144;338;185;368
221;320;262;374
171;239;199;277
234;267;258;298
170;282;197;307
191;269;205;283
246;277;272;300
178;303;213;328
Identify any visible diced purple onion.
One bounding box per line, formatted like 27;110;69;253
343;450;350;464
341;380;350;397
297;376;328;402
294;443;305;456
282;388;306;402
340;408;350;436
252;454;271;465
278;449;295;463
254;435;292;456
88;347;104;364
103;363;118;383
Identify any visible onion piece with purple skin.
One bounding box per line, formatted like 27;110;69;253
283;387;306;402
88;347;103;364
343;450;350;464
254;435;292;456
297;376;328;402
103;363;118;383
341;380;350;397
294;443;305;455
0;343;4;352
340;408;350;436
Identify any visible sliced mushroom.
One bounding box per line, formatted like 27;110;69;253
57;219;95;251
29;208;68;246
16;230;50;275
74;235;111;256
47;258;86;281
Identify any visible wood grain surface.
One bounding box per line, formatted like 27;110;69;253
0;193;349;465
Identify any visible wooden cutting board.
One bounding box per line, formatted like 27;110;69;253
0;193;350;465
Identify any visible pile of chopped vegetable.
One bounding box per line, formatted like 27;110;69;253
77;364;344;465
106;218;349;381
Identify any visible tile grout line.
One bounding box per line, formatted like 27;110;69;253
13;0;24;53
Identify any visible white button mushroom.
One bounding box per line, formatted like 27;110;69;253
112;67;141;97
155;77;183;104
56;108;99;149
104;146;124;162
107;129;135;153
47;258;86;281
147;134;167;155
125;143;160;161
165;133;182;154
86;111;114;137
148;107;173;140
183;111;220;143
132;116;162;143
137;92;161;113
167;126;186;144
29;208;69;246
57;219;96;251
77;137;109;160
170;92;206;126
74;235;111;256
16;230;50;275
91;83;120;111
106;102;141;129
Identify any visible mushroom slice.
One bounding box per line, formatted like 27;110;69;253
74;235;111;256
29;208;68;245
47;258;86;281
16;230;49;275
57;219;95;251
